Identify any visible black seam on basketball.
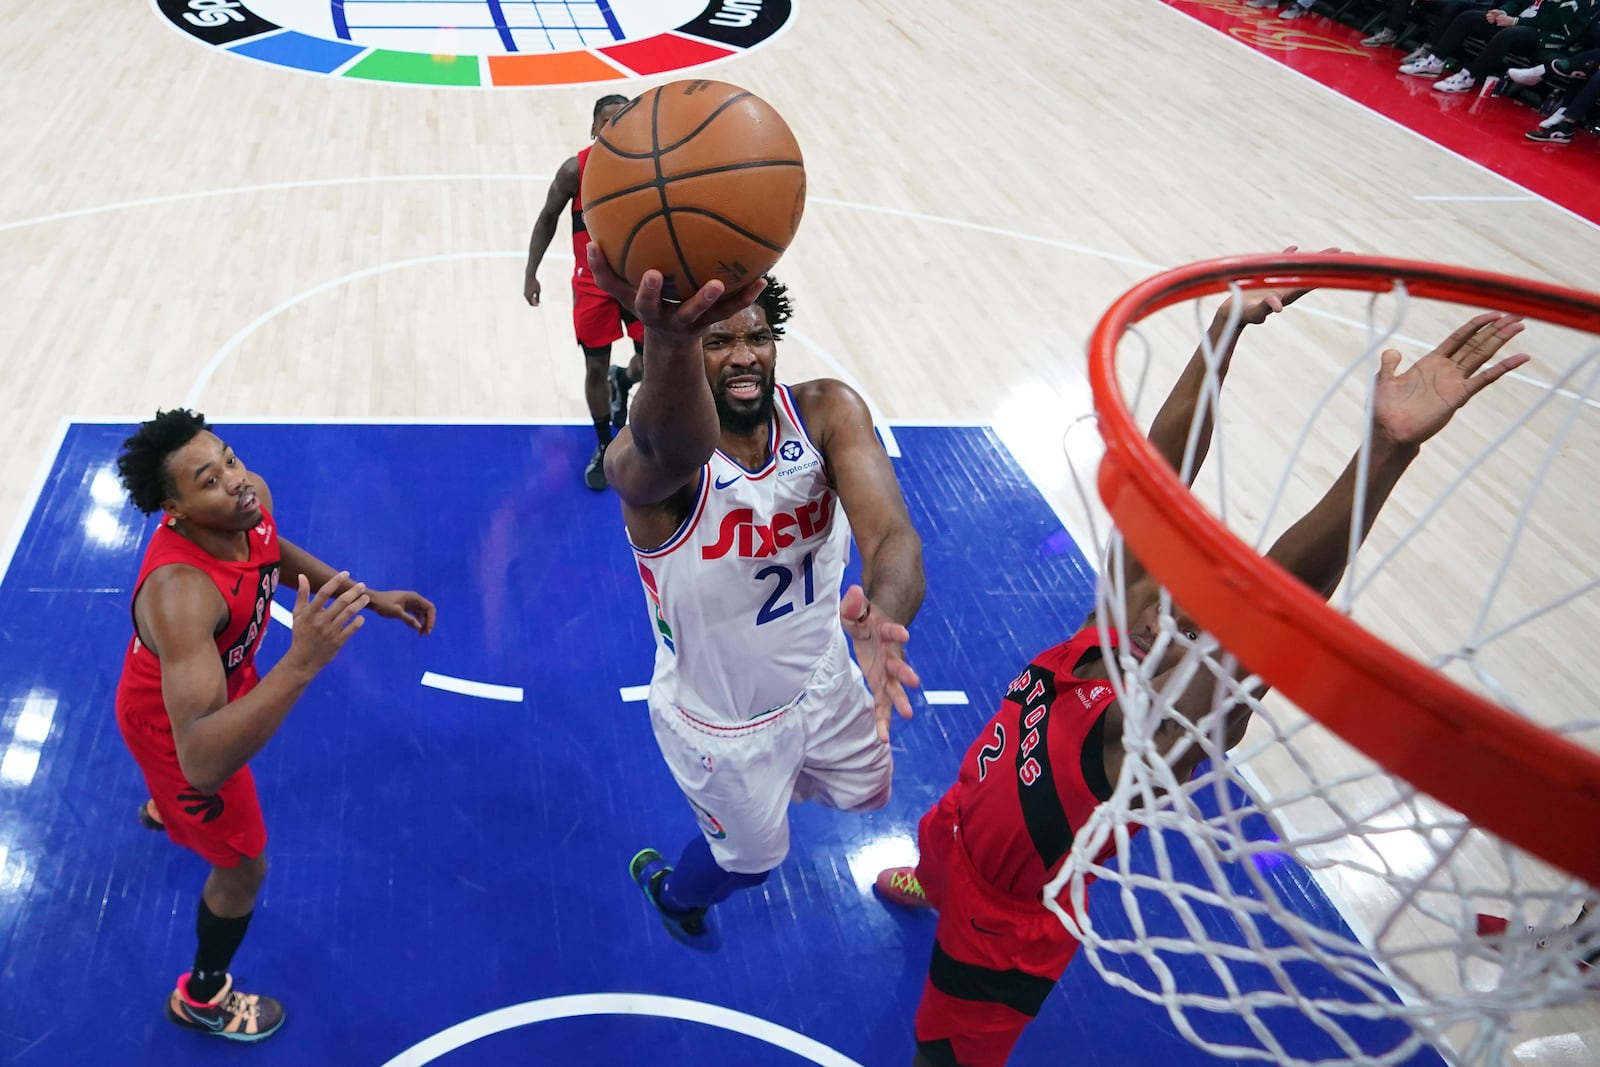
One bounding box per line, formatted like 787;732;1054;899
591;92;758;159
617;209;667;286
646;91;696;292
593;131;635;157
580;160;805;213
655;92;754;155
660;208;789;255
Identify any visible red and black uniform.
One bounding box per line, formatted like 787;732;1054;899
115;511;281;868
913;625;1121;1067
572;145;644;350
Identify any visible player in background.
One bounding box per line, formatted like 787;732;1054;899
583;249;925;946
116;409;435;1041
524;94;645;490
874;280;1532;1067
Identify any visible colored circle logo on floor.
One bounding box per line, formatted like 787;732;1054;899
154;0;794;87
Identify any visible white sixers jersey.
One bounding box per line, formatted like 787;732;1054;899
632;385;851;724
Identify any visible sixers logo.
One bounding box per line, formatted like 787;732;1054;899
152;0;794;89
701;491;834;560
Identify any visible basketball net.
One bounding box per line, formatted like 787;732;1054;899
1045;255;1600;1066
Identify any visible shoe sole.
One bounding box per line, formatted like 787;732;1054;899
873;883;934;910
166;1000;286;1043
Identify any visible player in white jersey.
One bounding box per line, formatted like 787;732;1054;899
589;248;926;946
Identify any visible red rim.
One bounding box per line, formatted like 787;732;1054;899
1088;253;1600;887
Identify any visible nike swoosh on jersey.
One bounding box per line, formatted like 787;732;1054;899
229;575;244;595
714;474;742;490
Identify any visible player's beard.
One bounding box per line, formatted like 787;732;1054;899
715;375;776;436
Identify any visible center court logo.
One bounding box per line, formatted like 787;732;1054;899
154;0;794;88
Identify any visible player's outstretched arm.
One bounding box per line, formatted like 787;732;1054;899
1130;312;1528;779
802;380;926;741
1118;247;1335;597
142;569;369;793
588;246;767;507
1262;312;1527;599
523;156;580;307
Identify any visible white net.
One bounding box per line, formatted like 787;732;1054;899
1045;261;1600;1067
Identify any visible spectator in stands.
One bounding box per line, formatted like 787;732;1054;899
1400;1;1597;94
1243;0;1315;21
1514;48;1600;140
1361;1;1492;48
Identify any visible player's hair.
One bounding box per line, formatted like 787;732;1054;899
757;274;794;340
117;408;211;514
593;94;629;118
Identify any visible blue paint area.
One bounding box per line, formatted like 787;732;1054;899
0;424;1441;1066
229;31;365;73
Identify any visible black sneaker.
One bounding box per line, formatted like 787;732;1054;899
1526;122;1575;144
583;444;607;490
629;848;716;949
167;973;285;1042
608;365;632;429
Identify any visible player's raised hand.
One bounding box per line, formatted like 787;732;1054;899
586;245;766;338
285;572;369;674
841;584;921;744
366;589;437;636
1374;312;1530;447
1220;246;1342;325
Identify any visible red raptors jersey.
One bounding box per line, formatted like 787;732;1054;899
116;509;282;733
571;146;596;269
955;626;1120;898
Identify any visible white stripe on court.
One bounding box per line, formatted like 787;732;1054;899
923;690;970;705
619;684;650;702
420;672;524;703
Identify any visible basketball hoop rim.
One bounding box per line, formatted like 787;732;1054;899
1087;253;1600;888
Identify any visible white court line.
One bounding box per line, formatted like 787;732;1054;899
789;332;901;457
3;171;1582;408
378;992;863;1067
619;684;649;702
420;672;524;703
183;251;540;407
0;174;551;236
1142;0;1600;240
923;690;970;705
277;593;527;704
65;415;596;426
0;417;72;589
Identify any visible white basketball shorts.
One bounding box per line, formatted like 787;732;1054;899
647;638;894;873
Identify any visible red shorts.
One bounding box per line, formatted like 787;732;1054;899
573;270;644;350
912;788;1080;1067
116;699;267;868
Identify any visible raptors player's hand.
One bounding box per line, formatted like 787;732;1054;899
284;572;369;675
1218;246;1342;326
585;244;766;338
366;589;437;636
841;584;921;744
1372;312;1530;447
524;272;542;307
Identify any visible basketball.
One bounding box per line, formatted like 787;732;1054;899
579;80;807;301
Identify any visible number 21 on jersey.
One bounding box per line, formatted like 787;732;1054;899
753;550;815;625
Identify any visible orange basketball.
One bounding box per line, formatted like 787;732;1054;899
579;80;806;301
